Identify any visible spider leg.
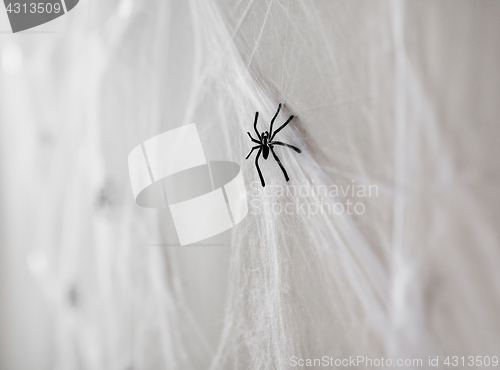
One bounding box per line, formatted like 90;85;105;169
270;114;294;141
269;145;289;182
246;145;261;159
269;140;301;153
247;132;260;144
253;112;261;140
255;147;265;187
269;103;282;138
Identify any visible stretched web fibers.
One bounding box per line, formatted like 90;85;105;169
8;0;499;369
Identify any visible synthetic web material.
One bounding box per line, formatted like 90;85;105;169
5;0;498;369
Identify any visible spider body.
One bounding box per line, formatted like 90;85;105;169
246;104;301;187
261;132;270;159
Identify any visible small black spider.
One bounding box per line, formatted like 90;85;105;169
246;103;301;187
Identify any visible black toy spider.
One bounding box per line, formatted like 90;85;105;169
246;103;301;187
